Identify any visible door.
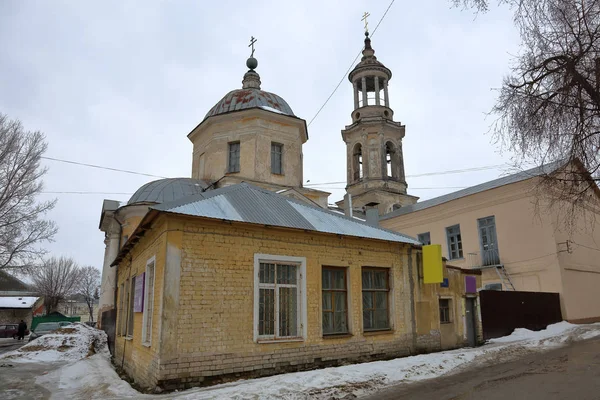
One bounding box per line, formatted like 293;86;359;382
478;216;500;266
466;297;477;347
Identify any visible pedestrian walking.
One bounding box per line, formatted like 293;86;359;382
17;320;27;340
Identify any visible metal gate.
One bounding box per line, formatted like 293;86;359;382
479;290;562;340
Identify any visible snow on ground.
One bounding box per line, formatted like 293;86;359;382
0;323;108;363
11;321;600;400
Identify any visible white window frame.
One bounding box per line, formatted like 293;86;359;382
253;254;307;343
141;256;155;347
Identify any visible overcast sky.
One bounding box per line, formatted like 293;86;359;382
0;0;520;269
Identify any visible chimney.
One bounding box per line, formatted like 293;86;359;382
364;202;379;227
344;194;353;218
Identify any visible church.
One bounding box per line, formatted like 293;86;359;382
97;31;480;391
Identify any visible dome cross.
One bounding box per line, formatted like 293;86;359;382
249;36;257;57
361;12;370;34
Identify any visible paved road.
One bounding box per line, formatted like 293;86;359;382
0;338;26;356
363;337;600;400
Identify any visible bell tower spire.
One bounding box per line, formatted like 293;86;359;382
339;21;418;215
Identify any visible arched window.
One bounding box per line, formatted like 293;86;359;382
385;142;396;178
353;143;363;181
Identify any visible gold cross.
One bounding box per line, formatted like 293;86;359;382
249;36;257;57
361;12;370;33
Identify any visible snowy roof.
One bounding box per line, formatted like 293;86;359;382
0;296;39;309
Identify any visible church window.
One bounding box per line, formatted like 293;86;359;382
271;142;283;175
254;254;306;342
385;142;396;178
353;144;363;181
228;142;240;173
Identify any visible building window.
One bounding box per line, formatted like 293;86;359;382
271;142;283;174
362;267;390;331
446;225;463;259
353;143;363;181
322;267;348;335
118;282;126;336
228;141;240;173
254;254;306;342
142;257;155;346
417;232;431;245
127;277;135;337
439;299;451;323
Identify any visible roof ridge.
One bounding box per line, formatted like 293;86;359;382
381;160;566;220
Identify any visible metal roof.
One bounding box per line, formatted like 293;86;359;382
153;183;420;245
381;161;564;220
128;178;210;205
204;89;295;120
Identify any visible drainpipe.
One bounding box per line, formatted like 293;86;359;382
407;245;417;353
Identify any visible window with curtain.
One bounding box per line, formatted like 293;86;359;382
322;267;348;335
258;262;300;339
362;268;390;331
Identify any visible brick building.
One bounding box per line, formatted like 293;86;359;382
110;183;481;390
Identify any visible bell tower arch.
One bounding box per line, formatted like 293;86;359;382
339;31;418;215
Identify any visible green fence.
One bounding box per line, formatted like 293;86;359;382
31;316;80;331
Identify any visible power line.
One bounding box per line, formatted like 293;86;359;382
306;0;396;127
304;164;506;187
41;191;133;195
41;156;168;179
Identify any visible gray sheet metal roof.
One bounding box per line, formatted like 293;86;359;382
128;178;210;205
381;161;564;220
153;183;420;245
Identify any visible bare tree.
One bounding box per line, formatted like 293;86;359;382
0;113;57;270
30;256;81;314
451;0;600;211
78;266;101;322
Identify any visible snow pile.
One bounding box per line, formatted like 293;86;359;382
36;354;140;399
0;323;108;363
22;321;600;400
489;321;579;344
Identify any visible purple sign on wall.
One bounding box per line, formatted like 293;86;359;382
134;272;145;312
465;275;477;294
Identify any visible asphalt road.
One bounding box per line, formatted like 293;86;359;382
0;338;26;355
363;337;600;400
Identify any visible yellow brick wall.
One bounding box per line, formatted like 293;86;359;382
414;260;483;350
114;217;168;389
151;216;418;389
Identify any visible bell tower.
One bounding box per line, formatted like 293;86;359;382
339;29;418;215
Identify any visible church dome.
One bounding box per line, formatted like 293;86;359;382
204;88;295;120
203;53;295;121
128;178;210;205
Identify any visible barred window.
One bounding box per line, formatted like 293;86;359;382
256;259;304;340
142;258;155;345
439;299;451;323
228;142;240;173
271;142;283;174
362;268;390;331
322;267;348;335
